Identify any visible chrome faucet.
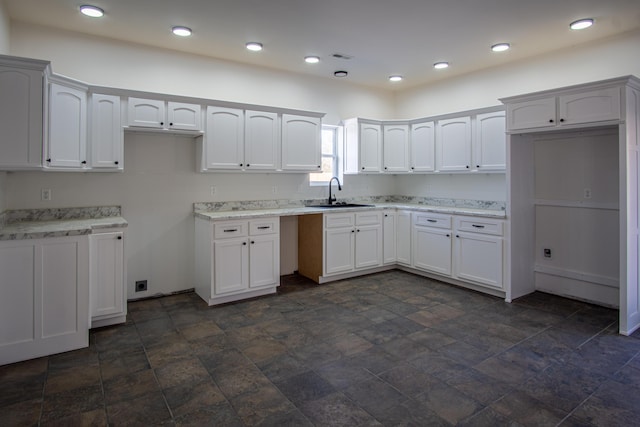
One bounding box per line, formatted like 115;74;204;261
328;176;342;205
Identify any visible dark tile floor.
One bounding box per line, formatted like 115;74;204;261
2;270;640;426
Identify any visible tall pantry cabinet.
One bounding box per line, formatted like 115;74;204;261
501;76;640;335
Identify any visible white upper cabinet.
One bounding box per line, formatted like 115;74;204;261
383;123;409;172
128;98;165;128
128;97;202;131
0;58;47;170
281;114;322;171
245;110;279;170
167;101;202;131
202;106;245;170
436;116;471;171
506;86;621;131
473;111;506;171
90;93;123;170
46;81;88;169
344;118;382;173
410;121;435;172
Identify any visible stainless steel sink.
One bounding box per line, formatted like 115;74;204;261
306;203;374;208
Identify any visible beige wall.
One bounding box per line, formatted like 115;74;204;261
0;0;9;54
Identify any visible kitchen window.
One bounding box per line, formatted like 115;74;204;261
310;125;342;185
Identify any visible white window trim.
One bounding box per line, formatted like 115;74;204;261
310;124;343;186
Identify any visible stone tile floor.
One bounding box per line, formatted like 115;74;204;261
2;270;640;426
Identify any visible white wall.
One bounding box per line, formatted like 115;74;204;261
394;29;640;118
0;0;9;54
395;174;506;203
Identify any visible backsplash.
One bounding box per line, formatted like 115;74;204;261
4;206;122;224
194;196;505;212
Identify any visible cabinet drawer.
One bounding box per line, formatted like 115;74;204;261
214;221;248;239
356;211;382;226
325;213;355;229
413;213;451;229
455;217;503;236
249;218;279;235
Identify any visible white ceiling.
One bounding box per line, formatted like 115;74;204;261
5;0;640;90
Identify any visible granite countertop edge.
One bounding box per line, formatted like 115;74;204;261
0;217;129;241
194;203;507;221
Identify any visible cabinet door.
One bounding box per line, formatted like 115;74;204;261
382;212;397;264
356;224;382;269
413;226;452;275
281;114;321;171
167;102;202;131
47;83;87;168
245;110;278;170
506;97;556;130
436;117;471;171
383;124;409;172
90;94;123;169
474;111;505;171
359;122;382;172
89;232;124;320
410;121;435;172
128;98;165;128
203;106;244;170
249;234;279;288
454;232;503;289
0;66;44;169
396;211;412;266
558;87;621;125
213;237;249;295
325;228;354;275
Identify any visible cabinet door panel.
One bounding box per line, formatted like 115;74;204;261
281;114;321;171
325;228;354;275
506;97;556;130
413;227;452;275
454;233;503;289
249;235;279;288
128;98;165;128
214;238;249;295
474;111;505;171
91;94;122;169
436;117;471;171
90;232;124;319
48;83;87;168
360;123;382;172
204;106;244;169
396;211;412;266
245;110;278;170
410;121;435;172
168;102;201;131
383;124;409;172
356;225;382;269
559;87;620;125
0;243;36;345
383;212;397;264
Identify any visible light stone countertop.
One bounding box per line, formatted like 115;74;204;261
0;217;129;241
194;203;506;221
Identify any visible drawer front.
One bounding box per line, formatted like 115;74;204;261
356;211;382;226
455;216;503;236
325;213;355;229
214;221;248;239
413;212;452;229
249;218;280;235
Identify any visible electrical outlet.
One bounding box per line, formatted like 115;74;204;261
135;280;147;292
41;188;52;201
272;186;278;194
210;186;216;196
584;188;592;199
543;248;552;259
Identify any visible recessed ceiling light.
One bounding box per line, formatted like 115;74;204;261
171;26;192;37
334;70;348;78
433;62;449;69
305;56;320;64
570;18;594;30
79;5;104;18
389;75;403;82
246;42;263;52
491;43;510;52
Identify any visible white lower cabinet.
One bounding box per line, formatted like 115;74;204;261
396;211;412;266
324;211;382;276
0;236;89;366
412;213;452;276
195;217;280;305
382;211;397;264
453;216;504;290
89;230;126;328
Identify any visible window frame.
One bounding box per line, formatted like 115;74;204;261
309;124;343;186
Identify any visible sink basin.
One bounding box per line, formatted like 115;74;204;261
306;203;374;208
